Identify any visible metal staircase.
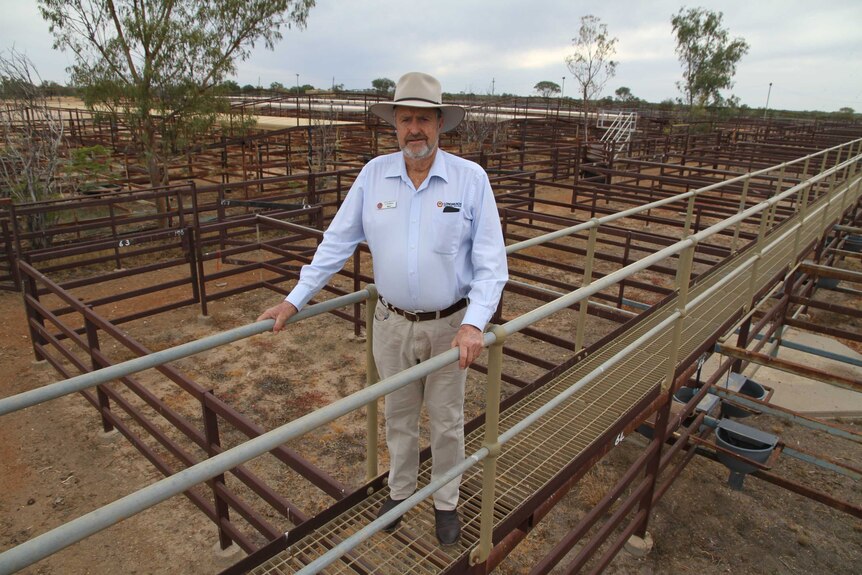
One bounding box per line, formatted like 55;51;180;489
598;110;638;151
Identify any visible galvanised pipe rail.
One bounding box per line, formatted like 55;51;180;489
0;140;859;573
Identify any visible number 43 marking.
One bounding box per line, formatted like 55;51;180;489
118;239;131;247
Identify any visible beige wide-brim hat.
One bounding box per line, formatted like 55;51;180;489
369;72;466;133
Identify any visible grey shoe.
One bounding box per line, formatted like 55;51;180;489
377;497;405;533
434;508;461;546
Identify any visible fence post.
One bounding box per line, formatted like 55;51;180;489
552;147;559;180
21;266;47;362
469;325;506;567
616;232;632;309
108;201;122;270
635;389;671;539
84;311;113;432
364;285;380;482
307;172;319;228
216;182;228;253
202;391;233;550
1;212;21;291
184;225;207;317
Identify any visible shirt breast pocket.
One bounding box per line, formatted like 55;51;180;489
432;210;470;255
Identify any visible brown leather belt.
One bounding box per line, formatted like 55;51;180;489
381;297;468;322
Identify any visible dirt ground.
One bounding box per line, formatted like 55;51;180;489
1;238;861;574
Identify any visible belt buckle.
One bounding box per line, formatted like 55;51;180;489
405;309;420;322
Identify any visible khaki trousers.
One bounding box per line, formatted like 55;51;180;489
372;304;467;511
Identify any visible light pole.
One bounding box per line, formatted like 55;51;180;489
295;73;301;123
561;76;565;99
763;82;772;120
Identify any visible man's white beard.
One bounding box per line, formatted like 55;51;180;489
402;138;437;160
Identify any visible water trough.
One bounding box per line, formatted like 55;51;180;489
714;418;779;490
719;372;768;418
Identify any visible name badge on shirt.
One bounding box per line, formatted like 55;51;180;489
377;200;397;210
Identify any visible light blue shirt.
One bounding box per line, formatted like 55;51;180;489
286;149;508;330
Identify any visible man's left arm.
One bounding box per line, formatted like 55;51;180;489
452;173;509;369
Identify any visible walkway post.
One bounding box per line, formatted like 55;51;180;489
576;222;599;353
731;175;751;254
470;325;507;566
636;240;696;537
365;285;380;482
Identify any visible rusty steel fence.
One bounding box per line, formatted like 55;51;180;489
14;255;350;549
0;136;859;574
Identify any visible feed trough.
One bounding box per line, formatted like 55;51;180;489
714;418;778;490
720;373;767;418
844;235;862;252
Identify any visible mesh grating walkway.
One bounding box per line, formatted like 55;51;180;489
248;187;853;575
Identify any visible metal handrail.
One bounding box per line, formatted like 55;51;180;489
0;139;859;574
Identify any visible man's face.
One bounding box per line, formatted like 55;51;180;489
394;106;443;160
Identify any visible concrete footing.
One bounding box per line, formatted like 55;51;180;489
624;532;654;557
212;541;243;561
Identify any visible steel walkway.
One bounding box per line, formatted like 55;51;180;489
245;171;859;574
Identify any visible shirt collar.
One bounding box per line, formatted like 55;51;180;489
386;149;450;188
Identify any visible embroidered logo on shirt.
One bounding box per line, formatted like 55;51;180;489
437;201;461;213
377;200;397;210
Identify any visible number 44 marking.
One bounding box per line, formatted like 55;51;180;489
614;431;625;446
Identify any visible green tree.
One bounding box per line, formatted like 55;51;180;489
38;0;315;222
67;145;113;193
371;77;395;95
671;7;749;108
565;14;618;138
219;80;241;93
39;80;67;97
534;81;561;98
614;86;636;102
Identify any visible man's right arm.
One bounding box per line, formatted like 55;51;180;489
257;171;367;332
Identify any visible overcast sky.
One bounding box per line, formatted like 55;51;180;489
2;0;860;112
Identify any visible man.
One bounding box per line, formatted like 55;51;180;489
257;72;508;545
